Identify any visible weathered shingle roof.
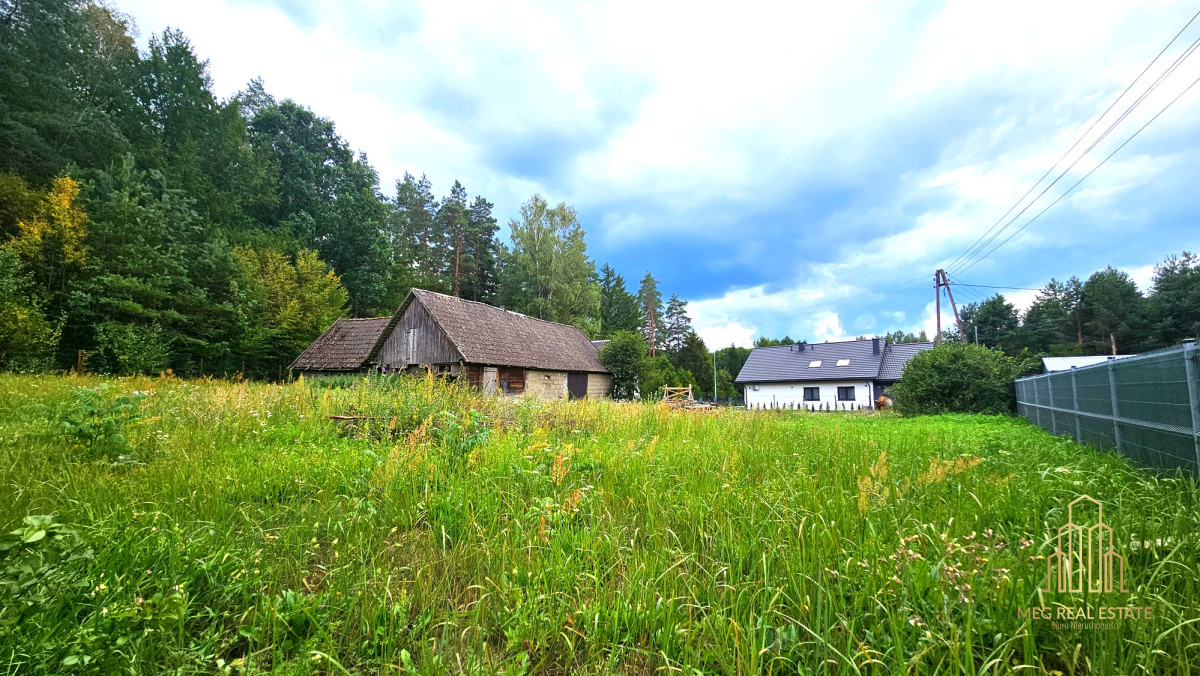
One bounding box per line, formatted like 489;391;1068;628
734;338;935;384
290;317;393;371
404;289;608;373
291;290;610;374
877;341;937;382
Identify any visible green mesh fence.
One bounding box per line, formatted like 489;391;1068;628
1014;342;1200;475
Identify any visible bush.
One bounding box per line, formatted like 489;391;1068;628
892;342;1028;416
0;249;58;371
638;355;693;400
600;331;647;399
94;322;171;375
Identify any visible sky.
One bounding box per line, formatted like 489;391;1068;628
119;0;1200;347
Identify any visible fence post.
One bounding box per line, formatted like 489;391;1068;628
1070;368;1082;443
1182;340;1200;475
1107;359;1123;453
1048;376;1059;435
1031;375;1040;428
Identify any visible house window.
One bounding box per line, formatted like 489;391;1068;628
837;386;855;401
836;359;850;367
809;360;822;368
803;387;820;401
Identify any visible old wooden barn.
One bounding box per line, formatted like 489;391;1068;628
289;289;613;399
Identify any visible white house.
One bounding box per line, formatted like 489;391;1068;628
735;337;935;410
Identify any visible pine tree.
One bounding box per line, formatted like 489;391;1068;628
674;331;711;395
390;172;442;292
437;180;469;295
663;293;692;356
637;272;664;356
463;195;500;303
598;264;640;338
1078;267;1147;354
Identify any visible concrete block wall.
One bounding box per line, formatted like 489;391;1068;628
525;369;568;399
586;373;613;399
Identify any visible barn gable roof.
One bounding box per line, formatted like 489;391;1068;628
403;289;608;373
290;289;609;374
289;317;393;371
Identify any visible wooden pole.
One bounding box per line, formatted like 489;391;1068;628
76;349;83;375
942;272;965;339
935;271;942;345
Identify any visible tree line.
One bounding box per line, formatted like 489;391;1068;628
953;256;1200;357
0;0;718;386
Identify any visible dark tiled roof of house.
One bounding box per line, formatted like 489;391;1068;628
289;317;393;371
406;289;609;373
877;341;936;382
735;339;885;383
734;338;935;384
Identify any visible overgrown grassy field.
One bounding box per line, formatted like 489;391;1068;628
0;374;1197;675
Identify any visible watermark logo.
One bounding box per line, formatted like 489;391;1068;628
1019;494;1151;626
1043;495;1127;594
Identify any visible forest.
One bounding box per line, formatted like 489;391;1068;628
0;0;715;387
4;1;1197;397
951;257;1200;358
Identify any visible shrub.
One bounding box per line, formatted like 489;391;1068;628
94;322;171;375
638;355;693;400
60;384;145;461
892;342;1028;415
600;330;646;399
0;249;58;372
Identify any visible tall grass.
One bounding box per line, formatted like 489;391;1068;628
0;373;1197;674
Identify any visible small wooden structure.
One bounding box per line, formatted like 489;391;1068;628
662;386;692;405
663;385;715;410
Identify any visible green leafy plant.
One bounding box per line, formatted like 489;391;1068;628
892;342;1033;415
430;410;490;464
60;384;145;460
0;516;90;630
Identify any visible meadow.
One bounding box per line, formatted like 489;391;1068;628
0;374;1197;675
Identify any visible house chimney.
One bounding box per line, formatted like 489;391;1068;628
797;342;807;352
872;337;881;355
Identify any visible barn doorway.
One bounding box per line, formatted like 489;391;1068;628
567;373;587;400
482;367;498;394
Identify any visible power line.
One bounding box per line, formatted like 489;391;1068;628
950;282;1044;291
957;68;1200;275
940;11;1200;274
942;8;1200;276
951;31;1200;275
952;41;1200;276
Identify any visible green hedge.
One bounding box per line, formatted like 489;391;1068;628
892;343;1030;416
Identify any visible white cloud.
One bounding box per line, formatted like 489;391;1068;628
695;321;757;349
812;313;846;342
116;0;1200;336
1127;263;1158;292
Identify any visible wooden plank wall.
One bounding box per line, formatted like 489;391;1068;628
499;367;525;395
377;300;461;367
464;364;483;389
